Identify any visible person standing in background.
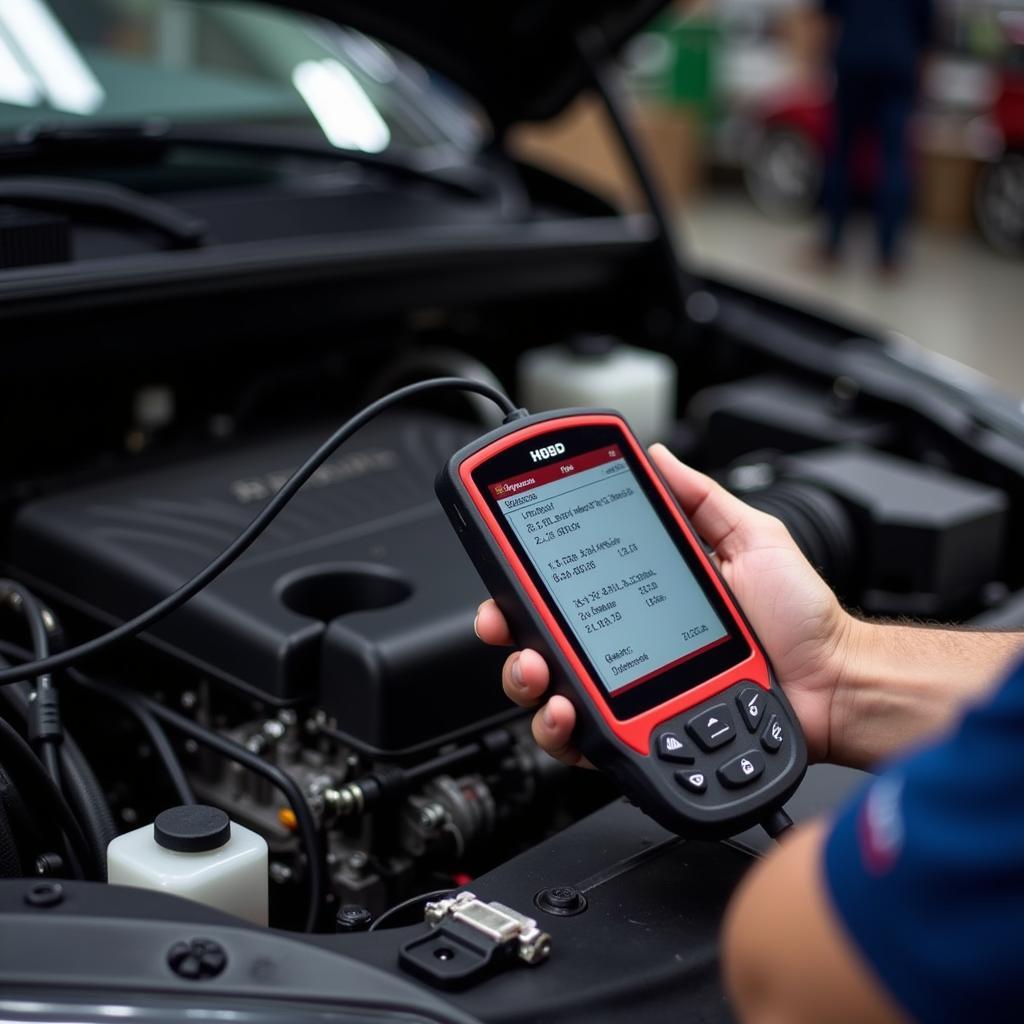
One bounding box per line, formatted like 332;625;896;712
820;0;934;272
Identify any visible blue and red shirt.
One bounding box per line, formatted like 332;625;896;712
825;657;1024;1022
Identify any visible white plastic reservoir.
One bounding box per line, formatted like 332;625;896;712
518;336;677;444
107;804;268;926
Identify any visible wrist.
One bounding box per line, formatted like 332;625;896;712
826;615;880;769
825;617;1023;770
822;609;866;767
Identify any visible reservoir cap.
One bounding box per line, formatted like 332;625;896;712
155;805;231;853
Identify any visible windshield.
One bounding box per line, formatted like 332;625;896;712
0;0;487;154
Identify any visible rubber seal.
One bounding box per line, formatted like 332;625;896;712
154;805;230;853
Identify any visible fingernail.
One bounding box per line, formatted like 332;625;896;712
510;653;524;687
542;703;555;729
472;613;480;639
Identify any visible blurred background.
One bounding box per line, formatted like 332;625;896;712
512;0;1024;391
2;0;1021;387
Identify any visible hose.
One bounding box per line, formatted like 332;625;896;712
0;378;520;687
0;712;98;879
0;667;116;879
0;581;63;787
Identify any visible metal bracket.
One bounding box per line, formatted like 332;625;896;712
399;891;551;990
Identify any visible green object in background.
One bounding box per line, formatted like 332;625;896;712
627;13;721;120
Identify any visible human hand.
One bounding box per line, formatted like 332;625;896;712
474;444;854;765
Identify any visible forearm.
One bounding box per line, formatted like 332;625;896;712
830;618;1024;770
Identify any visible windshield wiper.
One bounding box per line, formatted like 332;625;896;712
0;176;206;249
2;119;493;201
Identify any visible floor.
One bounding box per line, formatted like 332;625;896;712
681;192;1024;394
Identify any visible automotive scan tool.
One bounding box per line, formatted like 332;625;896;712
438;409;807;838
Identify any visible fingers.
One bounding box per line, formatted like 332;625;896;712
501;648;550;706
648;443;759;558
532;696;592;768
475;596;590;767
474;600;512;646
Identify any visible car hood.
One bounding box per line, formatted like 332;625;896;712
210;0;670;128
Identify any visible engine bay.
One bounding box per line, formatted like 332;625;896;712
1;311;1021;942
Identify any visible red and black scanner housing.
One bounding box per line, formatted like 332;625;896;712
437;408;807;838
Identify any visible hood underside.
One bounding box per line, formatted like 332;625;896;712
229;0;670;128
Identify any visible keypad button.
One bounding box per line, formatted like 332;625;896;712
761;713;784;753
717;750;766;789
686;704;736;751
736;686;768;732
675;769;708;794
656;732;695;764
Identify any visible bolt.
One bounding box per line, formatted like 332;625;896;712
335;904;373;933
535;885;587;917
245;735;266;755
167;938;227;980
520;931;553;964
262;719;286;741
180;691;198;711
24;881;64;908
418;802;446;831
34;853;65;877
323;784;361;818
268;862;293;885
347;850;369;872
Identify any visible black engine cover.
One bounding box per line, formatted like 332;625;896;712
8;412;511;754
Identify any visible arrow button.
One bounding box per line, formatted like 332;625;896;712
686;703;736;751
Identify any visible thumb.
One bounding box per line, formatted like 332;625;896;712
648;444;758;558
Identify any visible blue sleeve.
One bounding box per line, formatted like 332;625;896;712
824;658;1024;1023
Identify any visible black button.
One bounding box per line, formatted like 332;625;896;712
761;713;784;752
717;751;766;789
656;732;695;764
686;704;736;751
675;769;708;794
736;687;768;732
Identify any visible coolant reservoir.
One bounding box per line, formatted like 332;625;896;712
518;336;677;444
107;804;268;925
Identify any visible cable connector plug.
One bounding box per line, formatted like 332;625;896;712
502;407;530;425
761;806;794;842
27;679;63;746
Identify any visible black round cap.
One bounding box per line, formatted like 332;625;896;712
567;333;617;358
154;805;230;853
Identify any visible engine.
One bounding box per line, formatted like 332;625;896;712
2;407;608;927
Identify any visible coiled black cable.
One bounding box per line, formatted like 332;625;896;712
0;581;62;784
0;670;116;880
0;712;98;879
0;378;519;687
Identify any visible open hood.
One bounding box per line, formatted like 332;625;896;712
228;0;670;128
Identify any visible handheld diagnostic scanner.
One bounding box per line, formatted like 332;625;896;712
437;409;807;838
